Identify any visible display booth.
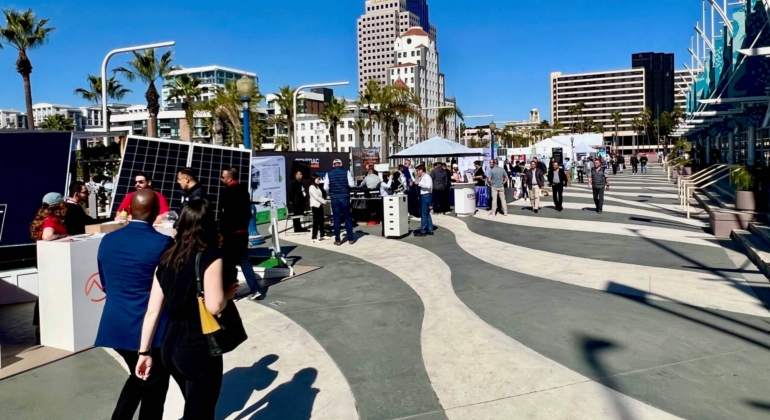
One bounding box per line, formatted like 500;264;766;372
452;183;476;216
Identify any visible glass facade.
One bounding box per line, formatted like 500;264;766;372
406;0;430;33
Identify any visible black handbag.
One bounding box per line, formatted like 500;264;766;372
195;252;247;356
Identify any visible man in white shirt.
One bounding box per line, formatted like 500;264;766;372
414;164;435;237
563;158;573;184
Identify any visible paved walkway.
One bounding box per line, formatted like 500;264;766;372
2;167;770;419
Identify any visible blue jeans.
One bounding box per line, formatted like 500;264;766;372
331;197;355;242
641;163;647;174
420;194;434;233
225;232;263;295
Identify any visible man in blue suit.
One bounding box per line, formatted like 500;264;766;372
95;189;172;420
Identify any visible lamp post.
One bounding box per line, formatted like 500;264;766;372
489;122;497;160
292;81;349;151
101;41;175;144
236;75;256;150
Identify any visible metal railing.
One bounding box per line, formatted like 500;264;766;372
678;164;730;218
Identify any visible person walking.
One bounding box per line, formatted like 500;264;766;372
135;200;238;420
176;168;208;210
576;157;586;183
523;160;545;214
640;154;649;174
63;181;96;235
308;175;327;243
547;160;567;212
431;162;448;214
95;189;172;420
413;164;435;237
618;154;626;173
289;170;308;233
630;154;639;174
563;157;573;185
588;159;610;214
518;161;529;200
220;167;266;301
323;159;356;245
611;155;618;175
487;160;508;216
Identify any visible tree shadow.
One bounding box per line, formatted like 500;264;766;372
216;355;280;420
744;399;770;411
578;336;634;420
233;368;319;420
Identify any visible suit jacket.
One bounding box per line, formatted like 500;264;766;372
524;168;545;188
289;179;306;213
220;182;252;234
547;168;568;186
94;222;171;351
63;201;95;236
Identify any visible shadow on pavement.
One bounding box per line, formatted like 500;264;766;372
232;368;319;420
744;400;770;411
216;355;279;420
579;336;634;420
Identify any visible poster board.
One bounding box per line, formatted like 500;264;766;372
352;148;381;179
251;155;288;224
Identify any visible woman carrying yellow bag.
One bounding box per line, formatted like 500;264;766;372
136;200;239;420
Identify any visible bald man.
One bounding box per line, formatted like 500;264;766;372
95;188;173;419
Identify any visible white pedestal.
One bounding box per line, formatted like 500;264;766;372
37;237;104;352
384;195;409;238
452;183;477;217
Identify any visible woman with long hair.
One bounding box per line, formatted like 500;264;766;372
135;200;237;419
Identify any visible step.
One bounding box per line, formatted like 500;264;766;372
731;230;770;279
703;186;736;210
749;223;770;245
693;193;717;218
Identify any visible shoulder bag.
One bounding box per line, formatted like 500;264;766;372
195;251;248;356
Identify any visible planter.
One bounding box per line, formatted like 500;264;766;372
682;167;693;176
671;169;678;180
735;190;769;212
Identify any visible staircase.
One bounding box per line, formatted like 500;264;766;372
732;223;770;279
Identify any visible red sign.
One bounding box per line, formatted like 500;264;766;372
85;272;106;302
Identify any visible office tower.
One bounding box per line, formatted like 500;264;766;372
632;52;675;120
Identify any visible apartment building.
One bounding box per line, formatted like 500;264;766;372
295;104;384;153
0;109;28;129
162;65;257;109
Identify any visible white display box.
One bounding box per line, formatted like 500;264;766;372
452;183;477;217
384;195;409;238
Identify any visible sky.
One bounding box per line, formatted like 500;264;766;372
0;0;708;123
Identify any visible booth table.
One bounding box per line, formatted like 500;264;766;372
452;182;477;217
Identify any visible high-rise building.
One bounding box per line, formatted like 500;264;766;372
357;0;437;92
631;52;675;120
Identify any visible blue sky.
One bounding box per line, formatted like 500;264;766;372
1;0;705;122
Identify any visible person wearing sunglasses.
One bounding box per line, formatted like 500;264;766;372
62;180;97;235
116;172;170;224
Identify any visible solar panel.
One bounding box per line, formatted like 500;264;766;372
190;144;251;218
110;137;191;218
110;136;251;220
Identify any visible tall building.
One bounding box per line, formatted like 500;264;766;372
162;66;257;109
675;69;697;110
632;52;675;120
357;0;437;92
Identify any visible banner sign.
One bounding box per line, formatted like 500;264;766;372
352;148;381;179
251;155;288;224
552;148;564;166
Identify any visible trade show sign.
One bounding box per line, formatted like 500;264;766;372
352;148;380;179
251;155;288;224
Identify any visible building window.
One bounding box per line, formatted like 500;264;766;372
301;123;305;130
348;134;353;142
302;136;305;143
340;134;345;143
411;51;415;57
310;123;314;129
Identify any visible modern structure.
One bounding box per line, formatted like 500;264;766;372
674;69;697;110
295;101;385;153
632;52;675;120
263;89;335;149
357;0;437;92
108;105;199;141
31;103;89;130
0;109;28;129
162;65;258;109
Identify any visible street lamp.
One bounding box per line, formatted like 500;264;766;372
101;41;175;143
236;75;256;150
489;122;497;160
292;81;349;151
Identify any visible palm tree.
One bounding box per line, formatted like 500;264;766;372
610;110;622;150
352;118;371;147
39;114;74;131
372;84;420;160
477;127;487;146
73;74;131;129
436;105;464;139
274;136;289;151
319;97;348;152
165;74;202;141
0;8;55;130
631;116;642;154
271;86;298;148
113;49;180;138
357;80;382;147
459;122;467;145
195;80;263;146
638;107;652;150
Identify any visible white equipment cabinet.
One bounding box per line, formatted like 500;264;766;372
383;195;409;238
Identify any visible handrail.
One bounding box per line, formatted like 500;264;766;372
679;165;729;206
685;172;730;218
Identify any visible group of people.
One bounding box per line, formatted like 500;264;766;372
30;167;270;420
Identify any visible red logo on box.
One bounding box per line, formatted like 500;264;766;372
85;273;106;302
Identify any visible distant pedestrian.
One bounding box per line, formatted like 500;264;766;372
431;162;448;214
414;164;435;236
611;155;618;175
640;155;649;174
588;159;610;214
618;154;625;173
577;158;586;183
547;160;567;212
487;160;508;216
323;159;356;245
524;160;545;214
630;155;639;174
289;170;308;233
308;175;327;243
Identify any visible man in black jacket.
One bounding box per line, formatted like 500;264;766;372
523;160;545;213
289;170;308;232
431;163;448;214
220;167;265;300
63;181;95;235
547;160;568;211
176;168;208;210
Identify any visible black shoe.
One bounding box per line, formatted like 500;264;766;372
597;210;603;214
534;209;539;214
426;231;435;235
557;208;563;212
414;232;425;237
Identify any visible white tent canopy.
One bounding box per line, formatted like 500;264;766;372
573;142;596;154
390;136;483;159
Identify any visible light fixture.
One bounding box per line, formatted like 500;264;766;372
236;75;255;99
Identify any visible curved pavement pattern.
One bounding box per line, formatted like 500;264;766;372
283;231;681;419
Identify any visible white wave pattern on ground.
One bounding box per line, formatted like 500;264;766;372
508;200;708;227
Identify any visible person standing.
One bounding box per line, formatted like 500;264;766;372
547;160;567;212
487;160;508;216
576;158;586;183
403;160;419;218
308;175;327;243
442;162;453;212
176;168;208;210
640;154;649;174
95;189;172;420
611;155;618;175
63;181;96;235
588;159;610;214
115;172;170;224
289;170;308;233
135;200;238;420
472;160;486;187
220;167;265;300
618;154;626;173
431;162;448;214
523;160;545;214
518;161;529;200
323;159;356;245
630;154;639;174
563;157;573;185
413;165;435;237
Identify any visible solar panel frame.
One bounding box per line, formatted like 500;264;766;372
189;142;252;219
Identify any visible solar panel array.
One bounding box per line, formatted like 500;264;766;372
110;137;252;220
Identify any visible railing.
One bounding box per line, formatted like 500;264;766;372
678;164;730;218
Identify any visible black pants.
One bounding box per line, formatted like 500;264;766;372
112;348;170;420
311;206;325;239
592;187;605;212
293;203;305;231
434;188;447;213
612;165;617;175
551;184;564;210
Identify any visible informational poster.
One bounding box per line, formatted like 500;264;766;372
251;156;287;224
552;147;564;166
352;148;380;179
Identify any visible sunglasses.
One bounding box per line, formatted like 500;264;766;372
135;180;147;185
